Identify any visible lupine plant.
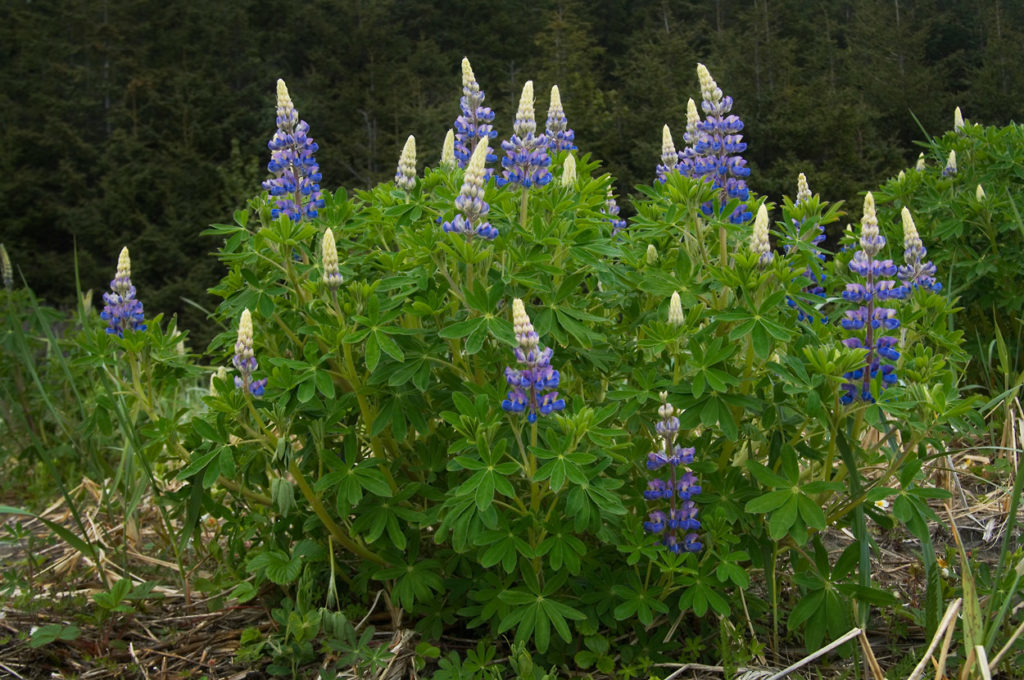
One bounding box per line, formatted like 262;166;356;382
5;59;1010;679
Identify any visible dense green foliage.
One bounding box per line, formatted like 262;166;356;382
2;0;1023;351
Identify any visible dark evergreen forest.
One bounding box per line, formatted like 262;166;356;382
2;0;1022;350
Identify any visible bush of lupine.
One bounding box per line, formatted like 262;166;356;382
4;58;1018;677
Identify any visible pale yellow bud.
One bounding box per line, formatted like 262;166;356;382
514;81;536;137
512;298;539;350
396;135;417;191
210;366;228;396
1;243;12;290
441;129;456;168
561;154;576;188
668;291;684;326
276;79;293;111
897;169;906;182
696;64;723;106
662;124;676;156
916;153;926;171
321;229;342;289
461;58;475;89
976;184;986;201
901;207;922;251
946;150;957;173
686;98;700;137
796;173;811;204
954;106;964;132
549;85;563;115
646;244;658;265
465;138;489;188
751;204;772;264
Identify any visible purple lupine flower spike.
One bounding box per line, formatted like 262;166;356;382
644;393;701;552
603;187;627;235
233;309;267;397
694;64;751;224
896;208;941;294
453;58;497;173
545;85;576;152
785;173;827;323
497;81;552;189
678;99;701;177
500;299;565;423
100;247;146;337
839;193;904;404
262;79;325;222
442;139;497;240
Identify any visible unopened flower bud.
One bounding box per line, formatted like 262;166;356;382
943;150;957;176
0;243;12;290
976;184;985;201
441;129;456;168
646;244;658;265
897;170;905;182
395;135;417;191
321;229;342;289
796;173;811;204
668;291;684;326
916;153;926;171
954;106;965;132
560;154;576;188
751;204;772;265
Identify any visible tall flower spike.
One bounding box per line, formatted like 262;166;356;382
954;106;965;132
897;207;941;294
545;85;576;152
497;81;552;188
321;229;343;290
785;173;826;322
442;139;497;240
262;79;325;222
441;129;456;168
943;150;957;177
839;192;903;404
100;247;146;337
976;185;986;201
751;204;773;265
561;154;576;188
693;64;751;224
916;153;926;171
501;299;566;423
643;396;702;553
656;125;680;183
395;135;417;191
602;187;627;235
453;58;497;172
233;309;267;397
678;98;701;177
1;243;12;290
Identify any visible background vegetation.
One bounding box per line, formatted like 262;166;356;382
2;0;1023;350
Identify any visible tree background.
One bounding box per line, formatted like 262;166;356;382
2;0;1021;351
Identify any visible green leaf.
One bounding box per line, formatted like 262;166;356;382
439;318;484;339
744;489;793;514
247;549;302;585
375;331;405;362
769;496;799;540
365;333;381;372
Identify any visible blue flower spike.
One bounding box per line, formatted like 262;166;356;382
643;393;702;553
500;299;565;423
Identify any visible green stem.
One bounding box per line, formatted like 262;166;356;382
289;459;386;566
